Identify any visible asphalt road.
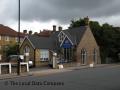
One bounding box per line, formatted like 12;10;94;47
0;65;120;90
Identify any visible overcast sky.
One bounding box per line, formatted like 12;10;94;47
0;0;120;32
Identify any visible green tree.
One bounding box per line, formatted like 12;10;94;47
6;44;17;57
69;17;120;63
70;18;86;28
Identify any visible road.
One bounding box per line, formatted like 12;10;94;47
0;65;120;90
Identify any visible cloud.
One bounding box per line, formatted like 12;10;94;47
0;0;120;28
19;0;120;23
0;0;17;23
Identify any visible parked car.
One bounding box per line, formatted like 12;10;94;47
7;55;33;67
8;55;23;62
28;60;33;67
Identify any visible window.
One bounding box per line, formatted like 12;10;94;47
40;50;49;61
58;32;65;42
93;49;97;64
0;35;1;40
5;36;9;41
0;55;1;60
15;37;18;42
24;45;30;53
16;37;23;42
81;49;87;64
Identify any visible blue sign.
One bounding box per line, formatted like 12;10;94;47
61;37;72;48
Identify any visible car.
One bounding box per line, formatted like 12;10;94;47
8;55;24;62
7;55;33;67
28;60;33;67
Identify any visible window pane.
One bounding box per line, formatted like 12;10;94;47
40;50;49;61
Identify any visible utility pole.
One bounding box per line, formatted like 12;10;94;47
17;0;20;75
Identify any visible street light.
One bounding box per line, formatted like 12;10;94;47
17;0;20;75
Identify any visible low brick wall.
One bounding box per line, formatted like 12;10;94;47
1;65;27;74
59;62;78;68
35;61;49;67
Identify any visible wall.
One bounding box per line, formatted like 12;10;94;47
20;38;35;65
0;35;24;61
76;26;101;65
34;49;50;67
20;38;51;67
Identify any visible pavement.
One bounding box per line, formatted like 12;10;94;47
0;63;120;80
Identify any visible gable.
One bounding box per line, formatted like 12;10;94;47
58;31;66;43
20;37;35;49
60;37;73;48
77;26;99;49
58;31;65;37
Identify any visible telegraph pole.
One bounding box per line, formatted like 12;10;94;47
17;0;20;75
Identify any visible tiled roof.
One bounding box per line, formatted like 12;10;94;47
63;26;87;44
49;26;87;51
0;24;25;37
27;35;52;49
26;26;87;51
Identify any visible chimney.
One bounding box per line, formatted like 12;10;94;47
29;30;32;35
84;16;89;26
53;25;56;32
23;30;27;34
58;26;62;31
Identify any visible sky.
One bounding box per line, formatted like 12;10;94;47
0;0;120;33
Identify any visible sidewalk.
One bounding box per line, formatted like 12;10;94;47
31;63;120;77
0;73;32;80
0;63;120;80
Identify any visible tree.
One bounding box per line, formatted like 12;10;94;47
69;17;120;63
70;18;85;28
6;44;17;57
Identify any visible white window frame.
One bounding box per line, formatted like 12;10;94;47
5;36;9;41
0;35;1;40
40;49;49;61
93;49;97;64
81;49;87;65
58;32;65;42
0;54;2;61
15;37;18;42
24;45;30;53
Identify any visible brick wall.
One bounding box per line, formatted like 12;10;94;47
34;49;49;67
20;38;35;65
76;26;101;65
0;36;17;61
20;38;50;67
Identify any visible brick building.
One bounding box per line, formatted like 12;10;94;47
0;24;25;61
20;18;101;67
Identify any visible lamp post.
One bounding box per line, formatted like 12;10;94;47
17;0;20;75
